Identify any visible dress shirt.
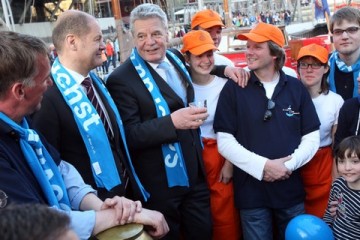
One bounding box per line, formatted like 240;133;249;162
59;160;97;240
65;67;114;136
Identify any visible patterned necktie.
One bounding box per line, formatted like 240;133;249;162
82;77;128;190
82;77;112;139
158;61;187;105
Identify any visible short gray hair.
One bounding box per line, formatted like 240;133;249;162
130;3;168;35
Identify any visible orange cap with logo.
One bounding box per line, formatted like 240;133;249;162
191;9;225;30
237;22;285;47
296;43;328;63
181;30;217;55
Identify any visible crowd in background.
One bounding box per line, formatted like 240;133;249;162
232;10;292;27
1;3;360;240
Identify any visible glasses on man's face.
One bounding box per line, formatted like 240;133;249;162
298;62;324;69
264;99;275;121
332;26;360;36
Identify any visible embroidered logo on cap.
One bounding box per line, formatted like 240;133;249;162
199;32;207;41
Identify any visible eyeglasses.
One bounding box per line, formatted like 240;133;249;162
298;62;324;69
332;26;360;36
264;99;275;121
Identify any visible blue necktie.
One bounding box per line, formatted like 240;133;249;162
158;61;187;105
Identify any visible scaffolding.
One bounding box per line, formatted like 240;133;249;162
1;0;15;30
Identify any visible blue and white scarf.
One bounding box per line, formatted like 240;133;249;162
130;48;191;187
329;51;360;98
0;113;71;210
51;59;149;200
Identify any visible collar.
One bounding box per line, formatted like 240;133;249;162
148;57;172;70
63;66;90;85
250;69;288;86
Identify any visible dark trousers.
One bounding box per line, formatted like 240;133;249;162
145;178;212;240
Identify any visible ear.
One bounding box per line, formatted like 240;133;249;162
11;82;25;101
65;34;77;51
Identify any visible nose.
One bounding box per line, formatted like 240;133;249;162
202;55;211;63
341;31;350;38
306;65;314;71
100;41;106;50
144;35;156;45
344;160;352;171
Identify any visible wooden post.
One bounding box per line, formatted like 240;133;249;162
223;0;232;27
111;0;134;63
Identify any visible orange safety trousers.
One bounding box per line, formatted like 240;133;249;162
202;138;241;240
301;146;333;218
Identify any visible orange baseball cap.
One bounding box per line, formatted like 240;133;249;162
181;30;217;55
191;9;224;30
237;22;285;47
296;43;328;63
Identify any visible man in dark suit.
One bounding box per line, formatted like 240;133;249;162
0;30;168;240
32;10;148;202
106;3;212;240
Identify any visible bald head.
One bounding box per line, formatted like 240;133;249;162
52;10;96;53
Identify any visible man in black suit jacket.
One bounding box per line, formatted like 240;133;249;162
106;3;212;240
32;10;147;202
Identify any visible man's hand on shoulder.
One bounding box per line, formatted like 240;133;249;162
224;66;250;88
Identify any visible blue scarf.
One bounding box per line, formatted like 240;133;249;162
51;59;149;201
130;48;190;187
329;51;359;98
0;113;71;210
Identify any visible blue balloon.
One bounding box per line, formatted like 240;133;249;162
285;214;334;240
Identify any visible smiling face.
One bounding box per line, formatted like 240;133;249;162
187;50;215;76
133;17;168;64
337;150;360;190
245;40;275;71
76;17;105;71
298;56;328;90
333;20;360;59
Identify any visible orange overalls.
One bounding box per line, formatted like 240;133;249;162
202;138;241;240
301;146;333;218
